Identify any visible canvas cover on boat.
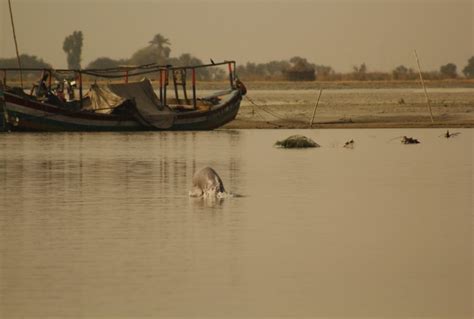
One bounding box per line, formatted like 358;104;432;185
85;84;126;114
108;78;174;129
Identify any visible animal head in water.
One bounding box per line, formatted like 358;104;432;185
190;167;226;197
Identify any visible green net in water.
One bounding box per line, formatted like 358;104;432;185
275;135;320;148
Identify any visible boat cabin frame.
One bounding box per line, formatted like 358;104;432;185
0;60;237;109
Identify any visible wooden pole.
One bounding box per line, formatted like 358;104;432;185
228;63;233;88
182;69;188;103
159;69;163;105
8;0;23;89
414;50;434;123
172;70;180;104
309;88;323;128
164;69;168;106
78;72;83;109
192;68;196;108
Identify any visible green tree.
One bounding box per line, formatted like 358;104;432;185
173;53;210;80
462;56;474;78
149;34;171;59
86;57;127;69
0;54;52;79
62;31;83;69
129;33;171;66
315;65;334;80
289;56;315;71
266;60;291;78
392;65;415;80
352;63;367;80
0;54;51;69
235;58;318;80
129;46;161;66
440;63;457;78
209;68;226;81
286;57;316;81
174;53;198;66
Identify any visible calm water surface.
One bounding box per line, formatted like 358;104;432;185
0;129;472;318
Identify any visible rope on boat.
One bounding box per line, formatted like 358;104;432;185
244;95;302;124
244;95;284;121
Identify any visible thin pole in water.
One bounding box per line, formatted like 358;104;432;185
414;50;434;123
309;88;323;128
8;0;23;89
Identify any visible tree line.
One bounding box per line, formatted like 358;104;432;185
80;32;223;80
1;30;474;81
237;59;474;81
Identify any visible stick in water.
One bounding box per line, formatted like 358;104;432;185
414;50;434;123
310;88;323;128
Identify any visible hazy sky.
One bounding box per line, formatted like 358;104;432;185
0;0;472;72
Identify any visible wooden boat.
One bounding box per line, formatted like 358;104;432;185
0;61;246;132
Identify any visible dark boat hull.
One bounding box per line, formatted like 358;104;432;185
1;91;242;132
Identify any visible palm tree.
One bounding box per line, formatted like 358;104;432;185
128;34;172;66
149;34;171;59
63;31;83;69
463;56;474;78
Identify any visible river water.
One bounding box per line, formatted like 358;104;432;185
0;129;472;318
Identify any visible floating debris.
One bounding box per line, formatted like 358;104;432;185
343;139;355;148
398;98;405;105
401;136;420;144
275;135;320;148
443;130;460;138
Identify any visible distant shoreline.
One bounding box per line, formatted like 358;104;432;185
223;118;474;129
200;79;474;91
4;79;474;90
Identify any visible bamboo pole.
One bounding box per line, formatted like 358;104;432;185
414;50;434;123
309;88;323;128
8;0;23;89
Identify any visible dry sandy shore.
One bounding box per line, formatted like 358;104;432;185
220;81;474;129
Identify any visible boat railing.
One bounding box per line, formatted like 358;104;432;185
0;60;238;109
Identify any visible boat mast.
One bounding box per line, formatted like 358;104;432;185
7;0;23;89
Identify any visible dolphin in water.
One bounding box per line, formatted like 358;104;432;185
189;167;226;198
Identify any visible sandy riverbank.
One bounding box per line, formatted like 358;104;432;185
222;84;474;129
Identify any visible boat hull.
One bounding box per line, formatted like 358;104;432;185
1;91;242;132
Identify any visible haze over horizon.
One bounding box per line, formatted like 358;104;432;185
1;0;472;73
